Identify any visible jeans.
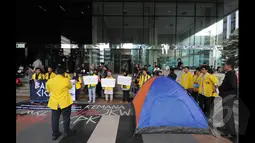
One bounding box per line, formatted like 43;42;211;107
122;90;129;102
88;87;96;101
51;105;72;136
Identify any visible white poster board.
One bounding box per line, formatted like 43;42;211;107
117;76;132;86
70;80;76;101
101;78;116;87
83;76;98;85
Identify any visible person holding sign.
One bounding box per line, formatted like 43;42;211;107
120;71;131;103
46;66;75;140
72;71;82;101
88;70;98;103
45;66;56;81
104;71;114;103
139;68;151;88
32;67;45;80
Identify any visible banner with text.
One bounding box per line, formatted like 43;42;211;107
83;76;98;85
101;78;116;87
30;80;76;102
117;76;132;86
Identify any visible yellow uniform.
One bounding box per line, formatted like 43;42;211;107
139;74;151;88
198;73;217;97
211;74;219;97
192;74;201;92
46;75;73;110
88;74;97;89
64;73;71;80
104;76;114;91
45;72;56;80
74;77;82;90
32;73;45;80
180;72;193;89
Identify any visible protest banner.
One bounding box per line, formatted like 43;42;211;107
101;78;116;87
117;76;132;86
83;76;98;85
30;80;76;102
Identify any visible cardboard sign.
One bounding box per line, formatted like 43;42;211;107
101;78;116;87
117;76;132;86
83;76;98;85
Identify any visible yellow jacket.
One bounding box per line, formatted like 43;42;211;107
139;74;151;88
32;73;45;80
198;73;217;97
88;74;97;88
192;74;202;91
73;77;82;90
180;72;193;89
104;76;114;91
121;75;131;90
64;73;71;80
212;74;219;97
45;72;56;80
46;75;73;110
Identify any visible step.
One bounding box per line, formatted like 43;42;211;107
16;93;29;97
16;89;29;94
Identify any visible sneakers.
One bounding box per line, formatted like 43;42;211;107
88;100;91;103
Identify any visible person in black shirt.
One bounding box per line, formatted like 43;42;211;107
177;58;183;70
217;59;237;142
168;68;177;80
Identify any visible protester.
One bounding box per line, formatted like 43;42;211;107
88;70;98;103
198;66;217;117
208;68;220;97
168;68;177;80
95;69;102;98
180;66;193;93
191;67;202;102
177;58;183;69
64;70;71;80
139;68;151;88
148;65;153;76
217;59;237;141
46;66;75;140
158;70;163;76
72;71;82;101
104;71;114;103
45;66;56;81
121;71;130;103
80;64;86;76
32;67;45;80
134;64;140;74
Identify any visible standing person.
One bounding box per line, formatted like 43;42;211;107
46;66;75;140
180;66;193;93
148;65;153;76
168;68;177;80
95;69;102;98
177;58;183;70
64;70;71;80
32;68;45;80
32;57;42;70
80;64;86;76
104;71;114;103
87;70;98;103
192;67;202;102
45;66;56;81
134;64;140;74
217;59;237;141
198;66;217;117
72;71;82;101
139;68;151;88
121;71;130;103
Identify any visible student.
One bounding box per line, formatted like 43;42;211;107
72;71;82;101
45;66;56;81
192;67;202;102
168;68;177;80
64;70;71;80
180;66;193;93
104;71;114;103
121;71;131;103
46;66;75;140
198;66;217;117
208;68;220;97
88;70;98;103
32;67;45;80
139;68;151;88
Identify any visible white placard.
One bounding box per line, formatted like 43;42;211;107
69;80;76;101
83;76;98;85
101;78;116;87
117;76;132;86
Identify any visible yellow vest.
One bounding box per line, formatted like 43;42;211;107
104;76;114;91
198;73;217;97
47;75;73;110
88;74;97;88
32;73;45;80
75;77;82;90
180;72;193;89
64;73;71;80
139;74;151;88
45;72;56;80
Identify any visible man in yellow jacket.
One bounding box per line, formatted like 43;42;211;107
32;67;45;80
139;68;151;88
45;66;56;81
46;66;74;140
180;66;193;93
121;71;131;103
191;67;202;102
198;66;217;117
